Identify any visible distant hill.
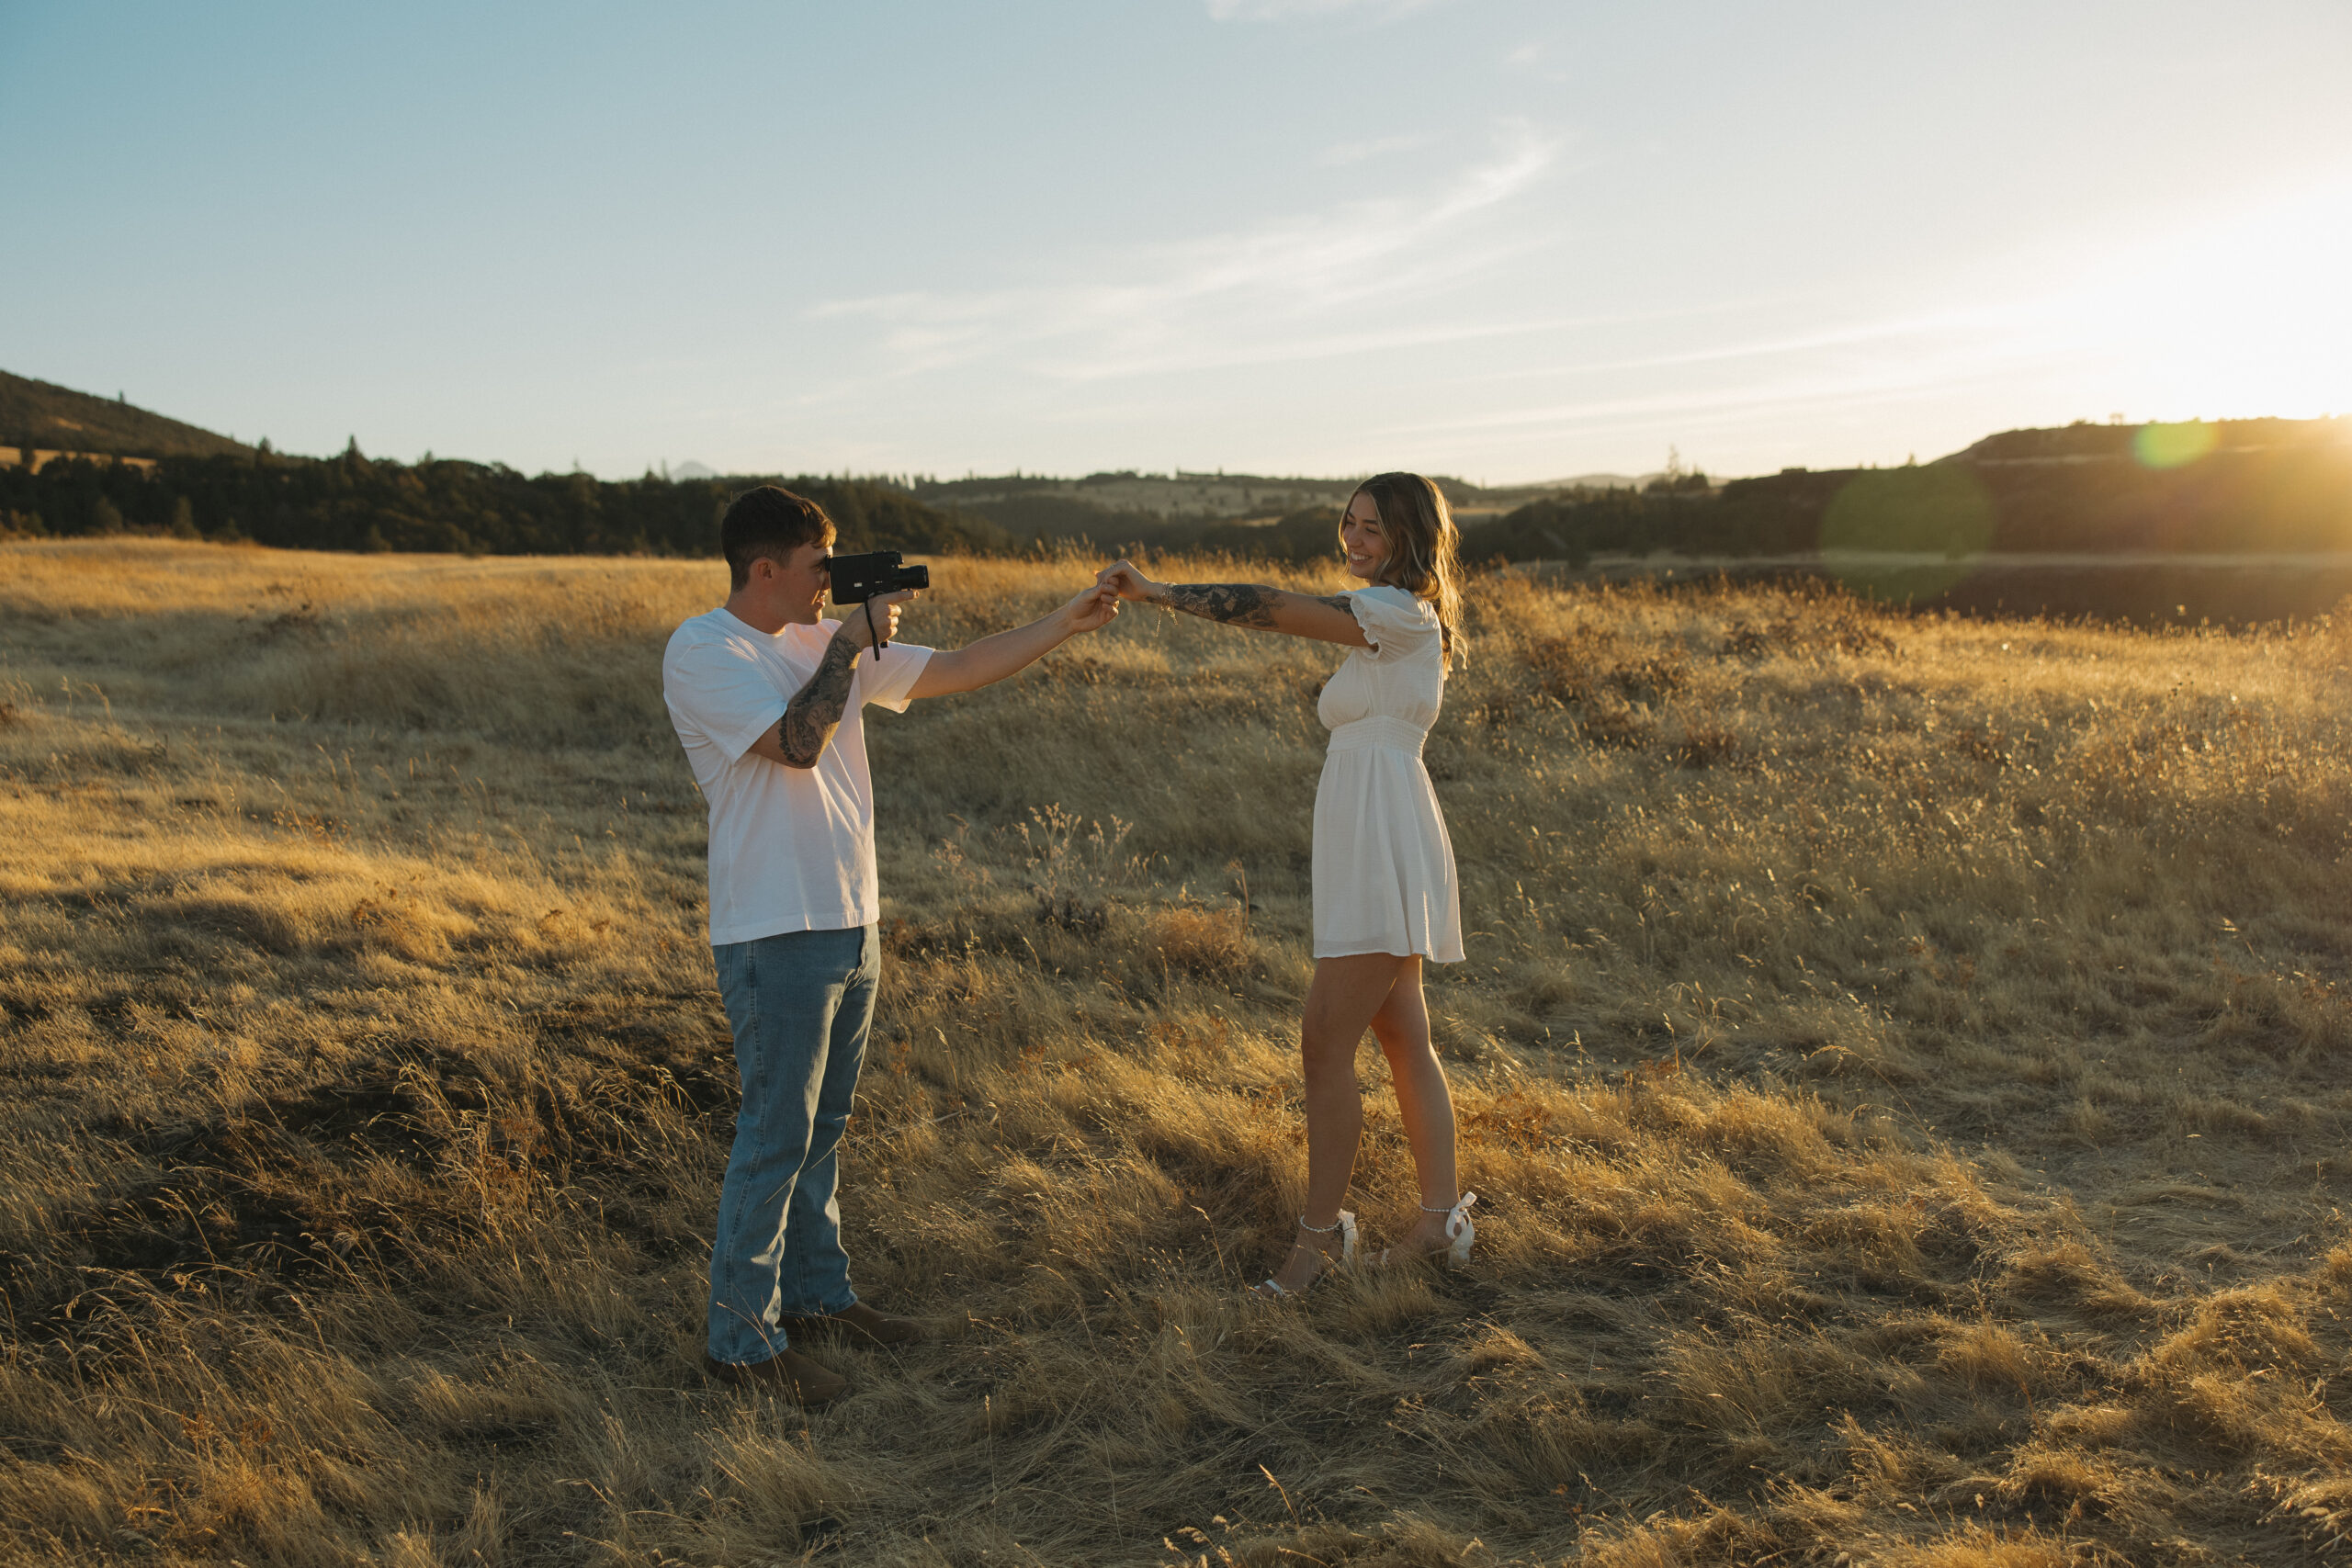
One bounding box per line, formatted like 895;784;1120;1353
1517;472;1646;493
916;471;1360;527
1460;416;2352;567
6;369;2345;574
0;369;254;460
1943;416;2329;467
909;469;1628;529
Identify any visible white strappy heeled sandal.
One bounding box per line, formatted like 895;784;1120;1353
1381;1191;1477;1268
1254;1211;1357;1299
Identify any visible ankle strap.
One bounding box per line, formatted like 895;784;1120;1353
1297;1214;1342;1234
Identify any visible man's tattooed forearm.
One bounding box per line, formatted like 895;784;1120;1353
778;635;861;767
1159;583;1284;628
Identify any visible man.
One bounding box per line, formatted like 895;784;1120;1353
662;485;1117;1404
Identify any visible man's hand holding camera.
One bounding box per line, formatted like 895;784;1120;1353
837;586;916;652
826;549;930;656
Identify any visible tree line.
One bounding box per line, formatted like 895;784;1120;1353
0;442;1015;558
6;417;2346;565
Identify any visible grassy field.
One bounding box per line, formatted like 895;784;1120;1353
3;538;2350;1567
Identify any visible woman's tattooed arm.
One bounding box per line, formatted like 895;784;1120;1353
777;635;862;767
1158;584;1351;627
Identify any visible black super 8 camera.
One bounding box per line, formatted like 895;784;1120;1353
825;549;930;604
825;550;929;654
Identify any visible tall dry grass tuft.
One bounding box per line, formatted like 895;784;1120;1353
3;537;2349;1564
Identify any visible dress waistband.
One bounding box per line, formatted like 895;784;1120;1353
1327;716;1430;755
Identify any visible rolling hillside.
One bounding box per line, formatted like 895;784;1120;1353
0;369;255;460
7;368;2347;614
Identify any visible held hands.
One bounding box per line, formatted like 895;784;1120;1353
1062;581;1123;634
838;588;916;650
839;580;1117;665
1094;559;1161;604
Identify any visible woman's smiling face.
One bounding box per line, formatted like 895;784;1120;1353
1340;491;1387;581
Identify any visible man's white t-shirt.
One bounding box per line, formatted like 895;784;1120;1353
662;608;933;945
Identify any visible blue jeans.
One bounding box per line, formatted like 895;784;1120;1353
707;924;877;1365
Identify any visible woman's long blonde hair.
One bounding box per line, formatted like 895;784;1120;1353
1347;471;1466;669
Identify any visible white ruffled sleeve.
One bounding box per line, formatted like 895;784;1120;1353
1345;585;1441;662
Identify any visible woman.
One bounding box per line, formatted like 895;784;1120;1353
1096;472;1475;1295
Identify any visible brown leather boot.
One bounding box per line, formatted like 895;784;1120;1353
776;1301;925;1348
702;1348;849;1406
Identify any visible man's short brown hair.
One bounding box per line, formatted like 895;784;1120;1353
721;486;835;590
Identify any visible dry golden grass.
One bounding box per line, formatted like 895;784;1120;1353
3;537;2350;1566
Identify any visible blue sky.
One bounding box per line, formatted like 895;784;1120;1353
5;1;2348;482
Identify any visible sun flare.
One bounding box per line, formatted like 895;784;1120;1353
2061;176;2352;421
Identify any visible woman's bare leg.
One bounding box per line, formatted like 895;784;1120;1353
1368;959;1463;1256
1266;953;1408;1292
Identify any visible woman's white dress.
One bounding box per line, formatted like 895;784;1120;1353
1311;585;1464;963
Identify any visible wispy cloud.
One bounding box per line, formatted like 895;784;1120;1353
1454;308;2013;389
1394;329;2043;442
1364;289;2098;475
812;122;1564;383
